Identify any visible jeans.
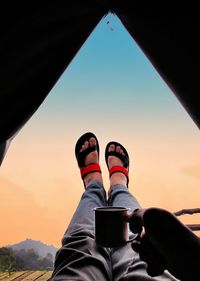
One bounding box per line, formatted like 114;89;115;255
50;181;178;281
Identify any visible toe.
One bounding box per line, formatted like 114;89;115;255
108;144;115;152
80;141;89;152
84;141;89;148
89;137;96;147
116;145;121;153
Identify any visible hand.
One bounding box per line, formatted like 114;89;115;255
127;208;200;281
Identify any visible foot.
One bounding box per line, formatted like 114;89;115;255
75;133;103;188
107;143;129;188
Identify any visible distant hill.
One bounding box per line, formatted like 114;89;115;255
8;239;58;259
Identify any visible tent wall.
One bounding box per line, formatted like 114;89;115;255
115;3;200;128
0;2;106;164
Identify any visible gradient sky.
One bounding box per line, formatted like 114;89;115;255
1;14;199;247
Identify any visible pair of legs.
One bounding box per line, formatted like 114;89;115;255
51;134;177;281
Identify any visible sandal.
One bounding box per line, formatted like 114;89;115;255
105;141;129;186
75;132;101;185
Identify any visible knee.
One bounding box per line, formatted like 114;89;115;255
62;227;95;249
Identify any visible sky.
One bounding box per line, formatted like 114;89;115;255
0;14;199;247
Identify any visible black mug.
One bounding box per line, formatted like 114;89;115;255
94;207;133;248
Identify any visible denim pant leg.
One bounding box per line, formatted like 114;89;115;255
108;185;178;281
51;181;112;281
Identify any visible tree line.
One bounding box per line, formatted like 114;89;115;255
0;247;54;273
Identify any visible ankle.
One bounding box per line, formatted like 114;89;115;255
84;172;103;188
109;172;127;188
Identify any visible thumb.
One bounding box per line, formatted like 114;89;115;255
127;208;147;234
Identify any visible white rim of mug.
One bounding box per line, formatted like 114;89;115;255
92;207;131;211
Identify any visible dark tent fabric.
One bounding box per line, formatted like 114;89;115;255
0;1;199;165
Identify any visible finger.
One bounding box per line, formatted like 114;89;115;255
127;208;147;233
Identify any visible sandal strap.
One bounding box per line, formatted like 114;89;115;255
78;146;97;168
106;151;129;168
80;163;101;179
109;165;129;184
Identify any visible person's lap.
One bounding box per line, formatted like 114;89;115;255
51;182;177;281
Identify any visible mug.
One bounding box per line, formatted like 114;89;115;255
94;206;133;248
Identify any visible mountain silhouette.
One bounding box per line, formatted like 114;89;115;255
8;239;58;259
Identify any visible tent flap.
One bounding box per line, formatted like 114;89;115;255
115;3;200;127
0;1;105;144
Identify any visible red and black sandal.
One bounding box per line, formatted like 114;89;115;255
75;132;101;186
105;141;129;186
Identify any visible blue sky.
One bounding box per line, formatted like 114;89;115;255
29;13;198;142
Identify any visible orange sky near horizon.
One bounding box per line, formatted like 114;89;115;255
1;125;199;247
